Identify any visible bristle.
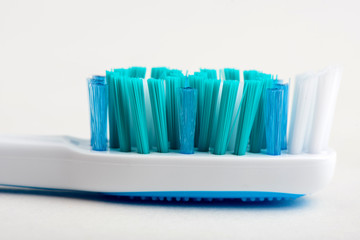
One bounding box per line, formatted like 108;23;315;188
127;78;149;154
223;68;240;81
243;70;272;81
128;67;146;78
165;76;184;149
320;67;342;150
113;68;129;76
107;70;132;151
88;76;108;151
213;80;239;155
244;70;274;153
107;71;120;148
148;78;169;153
188;74;206;147
115;74;132;152
151;67;168;79
227;81;245;152
197;79;221;152
307;66;342;153
166;69;184;78
265;88;284;155
275;83;289;150
288;72;318;154
89;66;341;156
178;87;198;154
234;80;263;155
200;69;217;79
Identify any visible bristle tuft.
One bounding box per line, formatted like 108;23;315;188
234;80;263;155
213;80;239;155
88;76;108;151
265;88;284;155
127;78;149;154
148;78;169;153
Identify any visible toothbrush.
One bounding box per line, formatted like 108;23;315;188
0;66;341;202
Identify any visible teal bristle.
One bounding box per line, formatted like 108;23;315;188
165;76;184;149
113;73;132;152
193;71;207;78
107;70;132;151
148;78;169;153
213;80;240;155
197;79;221;152
166;69;184;78
88;76;108;151
244;70;274;153
234;80;263;155
200;69;217;79
127;78;149;154
265;88;284;155
151;67;168;79
243;70;273;81
113;68;129;76
128;67;147;78
107;71;120;148
223;68;240;81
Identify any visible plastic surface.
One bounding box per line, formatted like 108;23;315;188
0;135;336;198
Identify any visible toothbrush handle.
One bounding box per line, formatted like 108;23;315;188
0;135;337;196
0;135;72;189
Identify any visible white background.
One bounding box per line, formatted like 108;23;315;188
0;0;359;239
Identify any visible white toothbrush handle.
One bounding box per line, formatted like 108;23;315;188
0;134;336;195
0;135;75;190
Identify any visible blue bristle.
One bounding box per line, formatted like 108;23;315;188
178;87;198;154
127;78;149;154
265;88;284;155
275;83;288;150
91;75;106;83
188;74;206;147
88;76;108;151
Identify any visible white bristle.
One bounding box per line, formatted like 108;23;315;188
288;72;318;154
307;66;342;153
321;66;342;150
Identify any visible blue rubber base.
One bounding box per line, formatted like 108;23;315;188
103;191;305;202
0;184;304;202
